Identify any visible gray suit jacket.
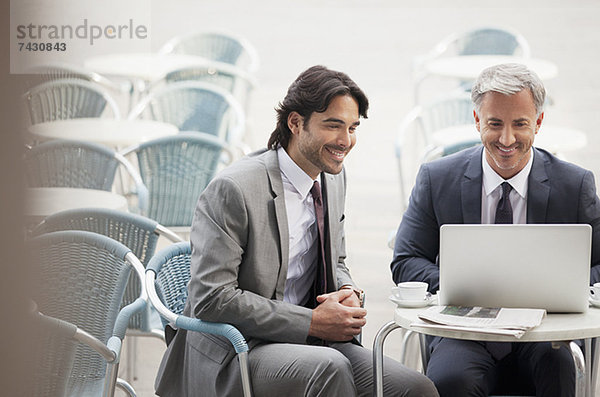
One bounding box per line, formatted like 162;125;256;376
155;149;355;396
391;146;600;292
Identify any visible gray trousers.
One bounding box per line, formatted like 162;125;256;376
248;341;439;397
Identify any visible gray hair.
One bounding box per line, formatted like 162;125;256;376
471;63;546;116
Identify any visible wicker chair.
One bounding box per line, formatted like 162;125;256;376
128;80;245;145
145;242;252;396
24;139;148;213
31;208;184;381
120;133;231;230
24;78;121;124
150;61;257;115
159;30;259;73
412;26;531;104
28;230;147;396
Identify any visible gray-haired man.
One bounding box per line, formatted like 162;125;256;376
392;63;600;396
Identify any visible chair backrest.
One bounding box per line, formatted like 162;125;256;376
147;242;192;328
418;93;474;141
120;133;228;227
154;62;257;112
452;26;531;56
24;78;121;124
28;230;139;396
128;81;245;143
431;25;531;59
24;139;119;191
26;62;130;95
32;208;182;331
159;30;259;73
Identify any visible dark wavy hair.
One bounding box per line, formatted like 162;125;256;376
268;65;369;150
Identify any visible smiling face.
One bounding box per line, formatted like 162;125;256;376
286;94;360;179
475;90;544;179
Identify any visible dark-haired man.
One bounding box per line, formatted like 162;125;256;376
155;65;439;396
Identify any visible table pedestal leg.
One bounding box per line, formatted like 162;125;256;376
566;341;586;397
373;321;401;397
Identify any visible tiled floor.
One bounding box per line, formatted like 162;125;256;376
117;1;600;395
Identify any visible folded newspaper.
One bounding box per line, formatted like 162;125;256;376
412;306;546;338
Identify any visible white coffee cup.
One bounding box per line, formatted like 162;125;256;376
590;283;600;301
392;281;428;301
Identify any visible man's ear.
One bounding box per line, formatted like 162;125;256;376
287;112;303;136
473;109;481;132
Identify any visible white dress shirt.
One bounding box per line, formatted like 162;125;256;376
277;147;320;305
481;150;534;224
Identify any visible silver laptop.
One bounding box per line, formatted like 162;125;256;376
438;224;592;313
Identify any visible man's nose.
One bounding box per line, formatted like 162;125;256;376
337;128;352;148
498;127;517;147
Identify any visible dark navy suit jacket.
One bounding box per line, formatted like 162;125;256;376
391;146;600;291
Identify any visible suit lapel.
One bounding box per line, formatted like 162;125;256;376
526;148;550;223
461;147;483;223
264;150;290;300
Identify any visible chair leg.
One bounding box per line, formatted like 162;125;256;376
116;377;137;397
238;351;252;397
372;321;401;397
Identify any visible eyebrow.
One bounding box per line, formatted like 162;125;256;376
321;117;360;126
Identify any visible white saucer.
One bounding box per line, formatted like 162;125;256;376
390;295;436;308
589;297;600;308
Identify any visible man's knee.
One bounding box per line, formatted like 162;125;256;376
309;348;356;395
427;365;487;397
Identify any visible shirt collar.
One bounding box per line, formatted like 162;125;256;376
277;147;320;198
482;148;534;199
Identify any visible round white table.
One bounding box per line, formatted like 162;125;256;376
27;118;178;148
425;55;559;81
26;187;128;222
431;123;587;155
84;53;211;82
373;305;600;397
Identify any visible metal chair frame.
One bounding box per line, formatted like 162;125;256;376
24;78;121;124
145;242;252;396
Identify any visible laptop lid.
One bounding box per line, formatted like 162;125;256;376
438;224;592;313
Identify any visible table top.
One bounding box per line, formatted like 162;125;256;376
431;123;587;154
84;53;212;82
27;118;178;148
425;55;559;81
395;305;600;342
26;187;128;220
